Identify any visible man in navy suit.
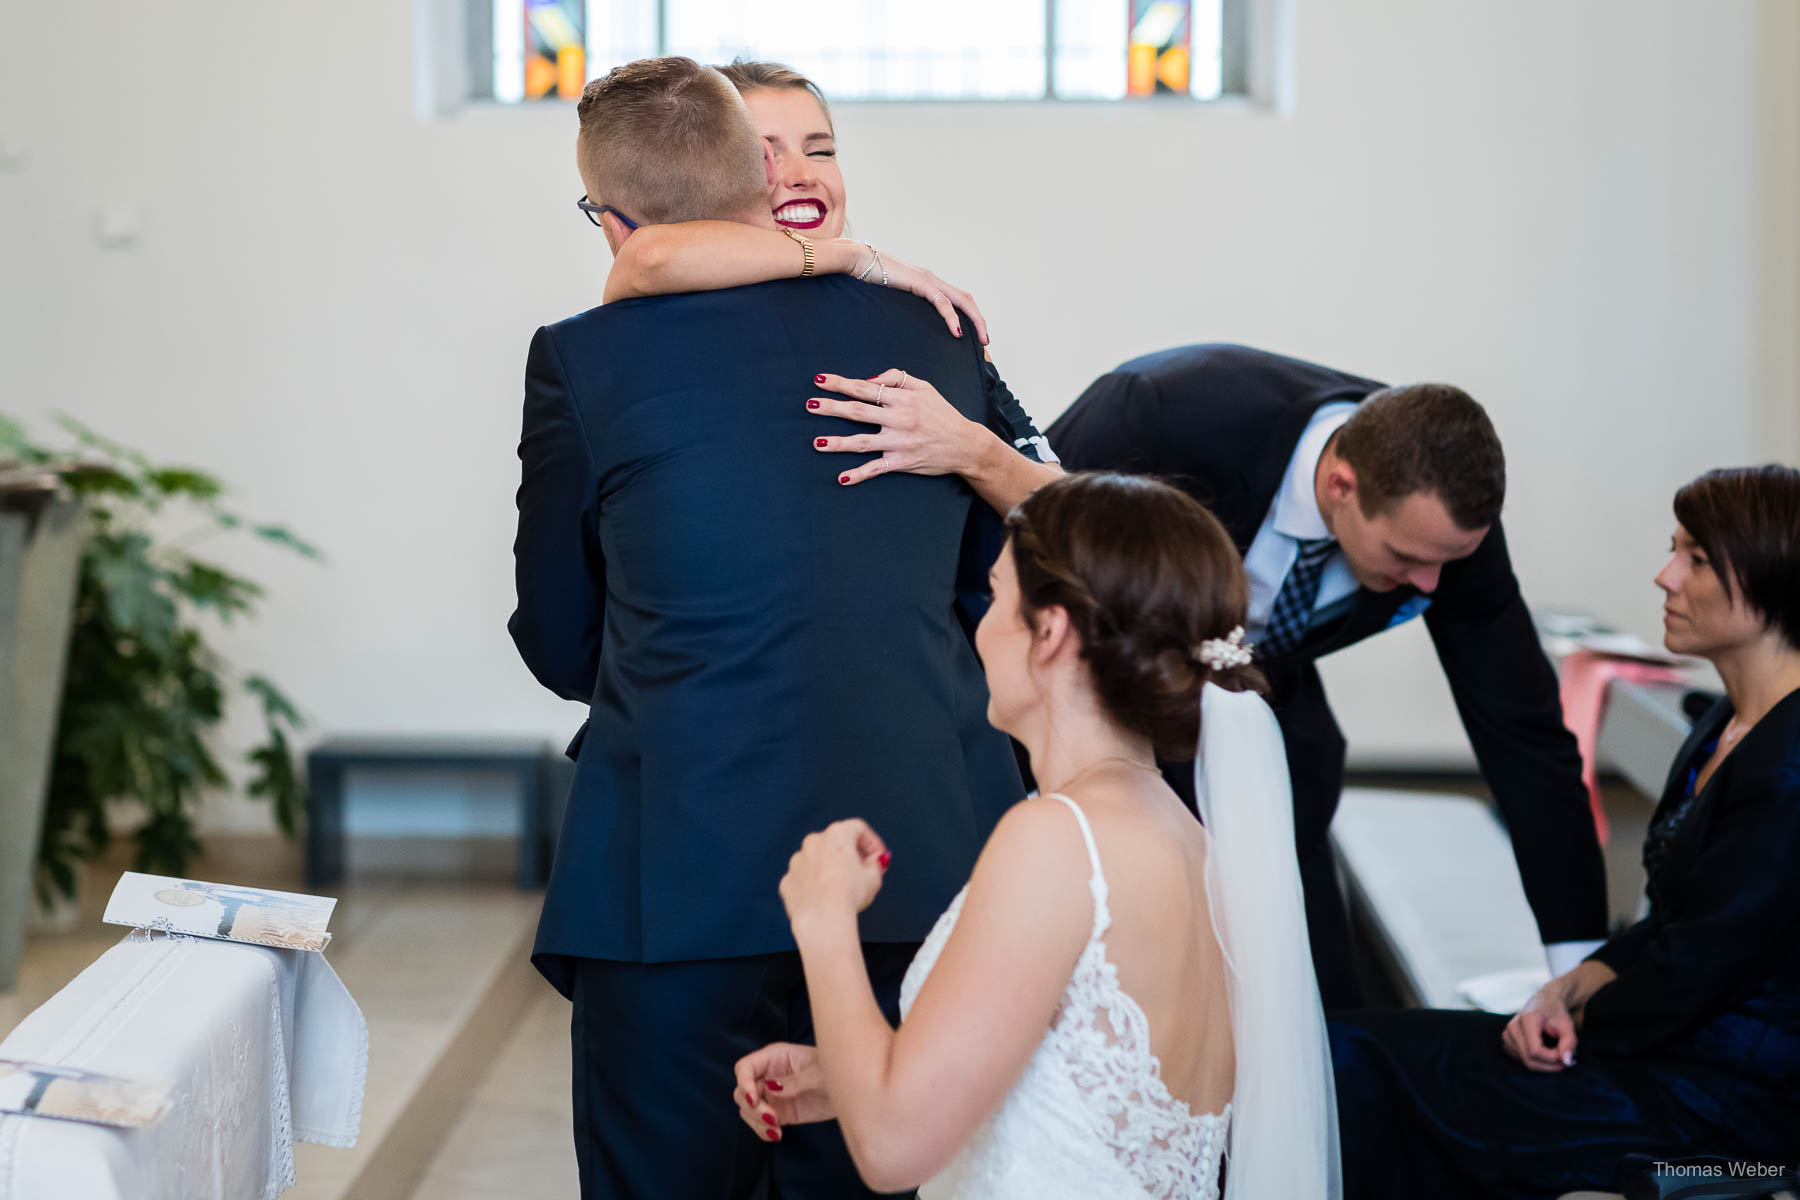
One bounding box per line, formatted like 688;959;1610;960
509;58;1038;1198
1049;345;1610;1009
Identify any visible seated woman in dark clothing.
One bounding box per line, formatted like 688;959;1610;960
1330;463;1800;1200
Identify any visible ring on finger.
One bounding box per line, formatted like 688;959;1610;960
898;370;908;388
875;383;887;403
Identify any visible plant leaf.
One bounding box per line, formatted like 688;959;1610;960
174;558;263;620
246;726;303;837
60;464;142;499
91;532;179;651
0;412;28;454
252;524;321;559
145;468;224;502
244;674;303;727
53;414;152;471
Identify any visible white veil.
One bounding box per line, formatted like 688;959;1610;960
1195;682;1341;1199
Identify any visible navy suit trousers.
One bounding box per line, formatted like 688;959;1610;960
570;945;921;1200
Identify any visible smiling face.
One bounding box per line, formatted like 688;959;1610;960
742;86;846;238
1656;525;1769;657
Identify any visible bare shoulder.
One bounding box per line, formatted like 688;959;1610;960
971;794;1095;884
954;796;1099;948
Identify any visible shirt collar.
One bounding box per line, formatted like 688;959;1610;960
1271;402;1356;541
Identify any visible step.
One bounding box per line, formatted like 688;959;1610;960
288;884;543;1200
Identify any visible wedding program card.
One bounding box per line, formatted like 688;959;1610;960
0;1059;172;1128
103;872;337;952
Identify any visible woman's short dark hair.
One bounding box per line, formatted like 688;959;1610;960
1673;464;1800;647
1004;472;1264;761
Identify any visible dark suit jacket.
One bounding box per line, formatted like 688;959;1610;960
511;277;1025;995
1047;343;1608;946
1584;686;1800;1058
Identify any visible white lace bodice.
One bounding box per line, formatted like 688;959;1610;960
898;793;1230;1199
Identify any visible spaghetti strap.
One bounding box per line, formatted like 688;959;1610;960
1041;792;1111;938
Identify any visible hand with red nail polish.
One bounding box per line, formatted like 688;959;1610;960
806;369;1009;490
777;818;890;924
733;1042;834;1137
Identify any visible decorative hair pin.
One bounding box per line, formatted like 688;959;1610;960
1195;625;1254;670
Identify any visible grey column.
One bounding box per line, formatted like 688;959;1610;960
0;497;84;992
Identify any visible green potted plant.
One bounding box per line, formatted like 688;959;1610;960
0;413;315;913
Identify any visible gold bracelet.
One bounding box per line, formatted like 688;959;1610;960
781;227;815;277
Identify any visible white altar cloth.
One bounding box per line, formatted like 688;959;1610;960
0;932;365;1200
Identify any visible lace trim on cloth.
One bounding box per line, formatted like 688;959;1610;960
293;1002;367;1149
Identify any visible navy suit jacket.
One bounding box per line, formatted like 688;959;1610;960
510;277;1025;995
1048;344;1608;947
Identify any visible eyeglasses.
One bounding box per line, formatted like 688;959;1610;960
577;195;638;231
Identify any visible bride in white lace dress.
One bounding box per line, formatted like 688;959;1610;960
731;473;1339;1199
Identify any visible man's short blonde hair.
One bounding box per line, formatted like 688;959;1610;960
575;57;767;227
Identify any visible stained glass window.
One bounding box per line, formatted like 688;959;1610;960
479;1;1239;104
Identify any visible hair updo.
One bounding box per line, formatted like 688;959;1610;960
1003;472;1264;761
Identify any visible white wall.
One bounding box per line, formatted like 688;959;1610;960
2;0;1795;832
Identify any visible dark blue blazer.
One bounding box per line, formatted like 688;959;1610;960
510;277;1025;995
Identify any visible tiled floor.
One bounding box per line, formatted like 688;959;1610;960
406;987;579;1200
286;884;542;1200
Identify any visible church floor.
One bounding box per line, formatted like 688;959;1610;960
406;986;579;1199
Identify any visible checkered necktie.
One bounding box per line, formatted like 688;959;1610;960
1260;537;1337;659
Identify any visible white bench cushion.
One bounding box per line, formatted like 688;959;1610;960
1330;788;1549;1009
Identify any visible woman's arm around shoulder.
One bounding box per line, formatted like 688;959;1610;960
603;221;856;303
602;223;987;341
